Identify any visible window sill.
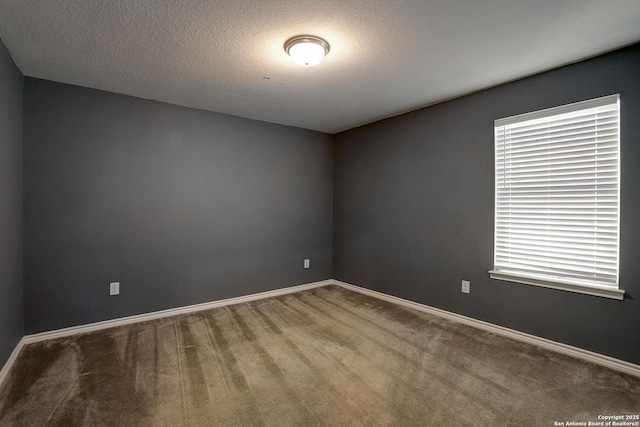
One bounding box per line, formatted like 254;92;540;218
488;271;625;300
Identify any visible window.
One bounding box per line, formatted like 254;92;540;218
490;94;624;300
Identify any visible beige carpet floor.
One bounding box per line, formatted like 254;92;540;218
0;285;639;426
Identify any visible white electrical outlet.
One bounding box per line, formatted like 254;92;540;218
461;280;470;294
304;259;310;269
110;282;120;296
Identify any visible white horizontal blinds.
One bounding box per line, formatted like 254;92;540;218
494;95;620;288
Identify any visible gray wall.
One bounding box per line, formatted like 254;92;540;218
23;78;333;334
333;44;640;364
0;39;23;366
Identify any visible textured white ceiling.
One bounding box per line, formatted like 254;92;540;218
1;1;639;133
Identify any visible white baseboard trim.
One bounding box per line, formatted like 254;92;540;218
23;279;332;345
331;279;640;378
4;278;638;387
0;337;26;390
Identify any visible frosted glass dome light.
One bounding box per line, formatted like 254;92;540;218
284;35;330;67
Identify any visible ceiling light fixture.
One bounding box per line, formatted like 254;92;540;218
284;35;330;67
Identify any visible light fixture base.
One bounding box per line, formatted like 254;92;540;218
284;35;330;67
